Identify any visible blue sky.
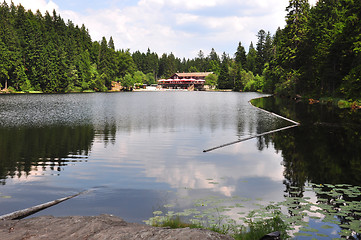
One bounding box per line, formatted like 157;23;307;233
7;0;317;59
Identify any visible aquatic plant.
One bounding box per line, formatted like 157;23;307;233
145;196;290;239
145;183;361;239
0;193;11;199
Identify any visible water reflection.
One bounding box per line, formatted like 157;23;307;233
0;125;94;184
0;92;293;223
252;96;361;188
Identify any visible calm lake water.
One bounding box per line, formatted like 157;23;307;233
0;92;360;238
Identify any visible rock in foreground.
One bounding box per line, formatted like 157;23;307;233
0;214;234;240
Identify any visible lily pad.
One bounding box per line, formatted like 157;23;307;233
316;233;329;237
321;225;334;229
294;232;313;237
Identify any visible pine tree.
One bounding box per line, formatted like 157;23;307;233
217;52;232;89
108;36;115;50
235;42;247;70
256;29;266;75
246;42;257;73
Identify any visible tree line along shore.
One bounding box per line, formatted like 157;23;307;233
0;1;360;104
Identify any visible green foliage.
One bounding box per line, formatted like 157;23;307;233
147;215;202;229
274;70;299;96
235;41;247;70
246;42;258;74
262;0;361;99
0;3;136;93
243;74;264;92
145;72;156;85
205;73;218;87
236;214;289;240
3;1;360;97
188;66;198;72
133;71;147;84
217;60;232;89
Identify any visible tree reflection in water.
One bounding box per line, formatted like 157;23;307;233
0;125;96;184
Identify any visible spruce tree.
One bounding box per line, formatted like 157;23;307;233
235;42;247;70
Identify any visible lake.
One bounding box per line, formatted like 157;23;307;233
0;92;360;238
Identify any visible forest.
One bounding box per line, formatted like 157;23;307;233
0;0;360;100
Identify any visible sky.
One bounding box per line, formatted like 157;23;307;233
6;0;317;59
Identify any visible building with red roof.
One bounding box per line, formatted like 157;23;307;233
158;72;212;90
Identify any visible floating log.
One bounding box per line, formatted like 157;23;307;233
0;190;88;221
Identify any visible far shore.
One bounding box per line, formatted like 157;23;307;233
1;88;360;110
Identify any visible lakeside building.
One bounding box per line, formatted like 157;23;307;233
158;72;213;90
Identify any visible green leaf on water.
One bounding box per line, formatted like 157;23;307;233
290;191;301;195
348;194;359;198
321;225;334;229
335;212;348;217
300;227;319;233
340;229;352;236
294;232;313;237
1;196;11;198
153;211;163;216
208;182;219;185
316;233;329;237
340;224;350;228
334;199;346;203
164;204;175;208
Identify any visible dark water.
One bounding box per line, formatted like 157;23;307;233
252;96;361;187
0;92;360;238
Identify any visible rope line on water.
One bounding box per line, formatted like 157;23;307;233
203;98;300;153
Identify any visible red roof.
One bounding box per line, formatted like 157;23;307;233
169;72;213;79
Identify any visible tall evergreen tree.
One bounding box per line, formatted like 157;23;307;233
246;42;257;73
235;41;247;70
256;29;266;75
217;52;233;89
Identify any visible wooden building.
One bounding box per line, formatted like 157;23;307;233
158;72;212;90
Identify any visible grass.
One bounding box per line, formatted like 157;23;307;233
150;215;202;229
147;213;289;239
235;215;289;240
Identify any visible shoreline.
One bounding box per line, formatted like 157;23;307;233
0;215;234;240
1;89;360;110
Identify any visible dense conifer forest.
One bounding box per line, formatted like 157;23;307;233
0;0;360;100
